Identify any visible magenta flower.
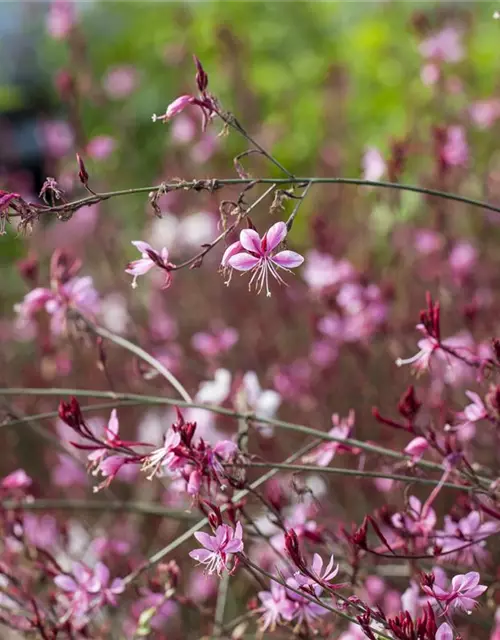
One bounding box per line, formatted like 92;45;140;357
426;571;487;615
221;222;304;296
15;276;99;336
125;241;173;289
438;511;498;565
436;623;454;640
404;436;429;463
302;411;356;467
293;552;339;593
1;469;32;491
189;522;243;575
88;409;120;465
257;582;295;632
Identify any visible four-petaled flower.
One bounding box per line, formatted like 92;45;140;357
424;570;487;615
189;522;243;575
257;583;295;632
125;241;173;289
221;221;304;296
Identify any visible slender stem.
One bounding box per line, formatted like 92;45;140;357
238;461;469;491
0;387;492;485
240;556;395;640
286;181;312;231
121;439;319;586
212;571;230;638
0;498;198;519
74;315;193;403
17;177;500;219
218;111;294;179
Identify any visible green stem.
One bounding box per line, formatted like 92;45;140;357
0;498;198;519
23;177;500;219
1;387;490;484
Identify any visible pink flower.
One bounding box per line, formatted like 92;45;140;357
257;582;295;632
239;371;281;437
302;250;355;291
391;495;436;539
221;222;304;296
442;126;468;167
103;65;138;99
125;241;173;289
302;411;356;467
153;95;196;123
1;469;32;490
414;229;444;255
86;135;116;160
396;334;439;372
448;390;487;442
87;409;120;465
294;552;339;591
14;276;99;336
470;99;500;129
438;511;498;565
427;571;487;615
404;437;429;463
419;27;464;63
46;0;75;40
55;562;124;628
436;623;453;640
449;241;477;278
191;326;238;357
189;522;244;575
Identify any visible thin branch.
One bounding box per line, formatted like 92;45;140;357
14;176;500;220
286;181;312;231
0;498;198;519
73;314;193;403
1;387;492;485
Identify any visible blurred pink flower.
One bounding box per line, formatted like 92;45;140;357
195;368;232;405
86;135;116;160
414;229;444;255
192;326;238;357
222;222;304;297
419;27;464;63
38;120;74;158
170;113;197;144
470;99;500;129
421;62;440;86
436;623;453;640
103;65;138;99
438;511;498;565
1;469;32;492
442;126;468;167
302;411;356;467
449;241;477;278
302;251;355;291
257;582;295;632
46;0;75;40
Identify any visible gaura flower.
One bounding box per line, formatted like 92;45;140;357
424;571;487;615
125;241;173;289
221;221;304;297
189;522;243;575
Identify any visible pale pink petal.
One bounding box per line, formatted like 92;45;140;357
189;549;213;563
125;258;154;276
239;229;262;254
194;531;216;551
107;409;119;439
54;575;78;592
131;240;153;255
264;221;287;253
221;241;242;267
228;253;260;271
272;250;304;269
436;622;453;640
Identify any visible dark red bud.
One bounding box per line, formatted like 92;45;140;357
193;55;208;93
76;153;89;186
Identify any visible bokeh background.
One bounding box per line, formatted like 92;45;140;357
2;2;500;637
